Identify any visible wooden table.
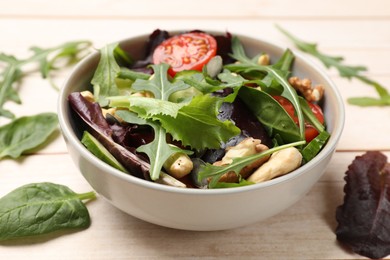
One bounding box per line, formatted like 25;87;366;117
1;0;390;259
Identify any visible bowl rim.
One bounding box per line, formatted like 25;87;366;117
58;30;345;195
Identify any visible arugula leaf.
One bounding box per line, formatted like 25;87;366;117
113;45;134;66
117;67;151;81
0;62;22;118
298;96;325;132
28;41;91;75
155;94;241;151
216;71;245;103
199;140;305;188
132;63;190;100
347;96;390;106
276;24;390;107
136;125;186;181
217;69;247;87
115;110;191;180
91;43;122;107
217;68;267;90
174;69;243;103
0;40;92;118
0;113;58;159
175;71;224;94
0;182;95;241
213;179;254;188
109;95;187;118
347;75;390;106
225;36;305;141
30;41;92;89
276;25;367;78
261;49;295;92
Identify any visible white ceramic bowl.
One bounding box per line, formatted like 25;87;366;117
58;31;345;231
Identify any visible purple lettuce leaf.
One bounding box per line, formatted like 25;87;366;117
336;151;390;259
68;92;151;179
68;92;112;137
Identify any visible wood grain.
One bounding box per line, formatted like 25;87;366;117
1;0;390;259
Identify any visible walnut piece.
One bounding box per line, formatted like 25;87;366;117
288;76;324;102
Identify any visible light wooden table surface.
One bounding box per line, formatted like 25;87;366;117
1;0;390;259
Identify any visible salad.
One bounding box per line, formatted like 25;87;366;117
68;29;330;189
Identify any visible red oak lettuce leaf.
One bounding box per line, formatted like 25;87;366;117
68;92;151;179
336;151;390;259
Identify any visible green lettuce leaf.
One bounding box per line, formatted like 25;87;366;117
155;94;241;150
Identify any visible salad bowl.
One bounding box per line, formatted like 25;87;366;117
58;30;345;231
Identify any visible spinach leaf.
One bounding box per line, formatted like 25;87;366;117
238;86;301;143
0;182;95;241
0;113;58;159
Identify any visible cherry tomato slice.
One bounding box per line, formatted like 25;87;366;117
273;96;324;143
152;32;217;77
